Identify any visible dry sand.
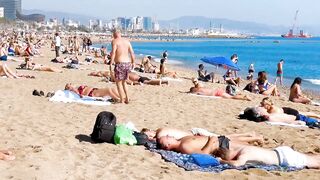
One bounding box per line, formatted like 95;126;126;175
0;42;320;180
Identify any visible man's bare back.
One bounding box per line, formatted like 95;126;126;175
111;37;134;64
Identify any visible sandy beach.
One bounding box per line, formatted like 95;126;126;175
1;41;320;180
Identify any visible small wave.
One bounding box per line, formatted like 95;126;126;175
153;58;184;65
305;79;320;85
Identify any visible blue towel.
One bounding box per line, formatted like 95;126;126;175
145;141;301;172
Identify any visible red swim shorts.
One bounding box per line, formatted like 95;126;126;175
114;62;131;80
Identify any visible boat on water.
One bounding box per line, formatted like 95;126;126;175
281;10;312;38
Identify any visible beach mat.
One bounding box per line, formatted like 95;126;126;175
49;90;111;106
145;141;300;172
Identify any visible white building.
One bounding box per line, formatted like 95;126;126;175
0;7;4;18
153;22;160;32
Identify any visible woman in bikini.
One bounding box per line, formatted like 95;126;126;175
259;97;319;126
141;56;160;73
159;58;178;78
64;83;120;101
127;72;168;85
254;71;278;96
190;78;251;101
289;77;311;104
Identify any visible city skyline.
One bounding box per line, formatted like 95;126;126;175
22;0;319;26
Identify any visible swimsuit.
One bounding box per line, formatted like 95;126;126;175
274;146;306;168
277;70;283;77
78;86;97;97
138;76;151;83
114;62;131;80
218;136;230;150
212;89;224;97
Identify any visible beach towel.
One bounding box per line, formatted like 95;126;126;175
49;90;111;106
266;122;308;128
161;77;183;82
190;93;222;99
145;141;300;172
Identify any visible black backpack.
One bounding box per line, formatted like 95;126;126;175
91;111;117;143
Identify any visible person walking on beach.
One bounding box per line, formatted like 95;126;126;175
275;59;284;86
54;32;61;60
109;29;135;104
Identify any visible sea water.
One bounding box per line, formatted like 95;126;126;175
97;37;320;92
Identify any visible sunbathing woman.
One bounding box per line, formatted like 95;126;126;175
259;97;319;127
88;71;110;78
190;78;251;101
141;56;160;73
254;71;279;96
0;63;34;78
289;77;311;104
159;58;178;78
127;72;168;85
64;83;120;101
0;149;15;161
141;127;263;144
19;61;63;73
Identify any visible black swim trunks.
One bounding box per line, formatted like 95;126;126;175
218;136;230;150
138;77;151;83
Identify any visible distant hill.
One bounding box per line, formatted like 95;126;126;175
22;10;319;36
22;9;97;25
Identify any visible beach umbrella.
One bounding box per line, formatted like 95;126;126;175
200;56;240;71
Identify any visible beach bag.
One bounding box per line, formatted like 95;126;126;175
114;125;137;145
226;84;237;96
91;111;117;143
133;132;149;146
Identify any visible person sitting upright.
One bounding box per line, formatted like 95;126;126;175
197;64;215;83
289;77;311;104
254;71;278;96
159;58;178;78
224;70;241;86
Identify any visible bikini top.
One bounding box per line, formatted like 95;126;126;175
78;85;87;95
218;136;230;150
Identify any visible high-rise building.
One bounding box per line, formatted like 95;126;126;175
0;0;21;20
143;17;152;32
0;7;4;18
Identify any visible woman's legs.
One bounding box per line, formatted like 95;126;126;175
93;88;120;100
262;85;278;96
145;79;169;85
221;93;251;101
2;64;18;78
292;97;311;104
227;132;264;144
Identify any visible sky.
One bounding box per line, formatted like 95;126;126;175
22;0;319;26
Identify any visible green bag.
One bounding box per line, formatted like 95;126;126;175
114;125;137;145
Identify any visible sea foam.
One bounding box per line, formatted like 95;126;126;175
305;79;320;85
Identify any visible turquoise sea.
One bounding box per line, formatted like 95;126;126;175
98;37;320;92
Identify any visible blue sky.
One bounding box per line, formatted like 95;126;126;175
23;0;318;26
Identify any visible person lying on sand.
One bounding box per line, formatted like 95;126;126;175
187;136;320;169
0;149;15;161
0;63;35;79
241;106;319;128
64;83;120;101
258;97;320;127
190;78;251;101
127;72;168;85
142;127;263;144
18;62;62;73
88;71;110;78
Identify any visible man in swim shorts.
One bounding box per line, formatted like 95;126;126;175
275;59;284;86
110;28;135;104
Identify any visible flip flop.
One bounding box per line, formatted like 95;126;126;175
40;91;45;96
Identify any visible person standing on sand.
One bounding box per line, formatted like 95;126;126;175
275;59;284;86
231;54;238;78
109;29;135;104
54;32;61;60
